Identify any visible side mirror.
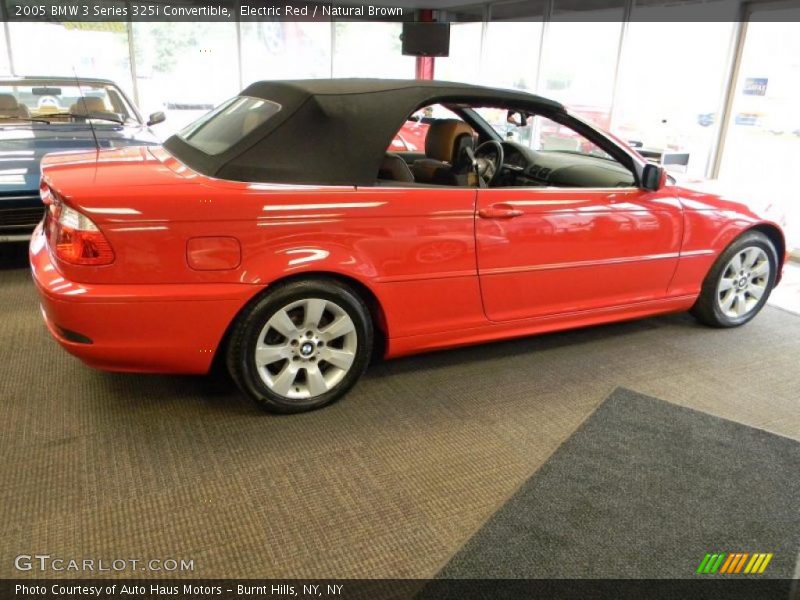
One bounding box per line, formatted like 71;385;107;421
641;163;664;191
147;111;166;126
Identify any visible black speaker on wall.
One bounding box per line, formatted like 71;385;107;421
401;22;450;57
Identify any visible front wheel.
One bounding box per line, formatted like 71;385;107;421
226;279;373;413
690;231;778;328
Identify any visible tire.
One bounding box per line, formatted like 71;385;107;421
226;279;373;413
690;230;778;328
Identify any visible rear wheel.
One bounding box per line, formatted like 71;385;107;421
227;279;373;413
690;231;777;328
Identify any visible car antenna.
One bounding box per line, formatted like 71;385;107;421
72;68;99;151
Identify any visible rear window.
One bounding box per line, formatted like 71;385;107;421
178;96;281;155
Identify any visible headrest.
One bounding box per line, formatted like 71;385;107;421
71;97;107;114
425;119;474;163
379;152;414;183
0;94;19;111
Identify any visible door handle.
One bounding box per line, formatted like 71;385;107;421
478;204;524;219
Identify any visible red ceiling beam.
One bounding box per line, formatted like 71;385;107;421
414;9;435;80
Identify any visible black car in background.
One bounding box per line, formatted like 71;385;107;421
0;76;163;242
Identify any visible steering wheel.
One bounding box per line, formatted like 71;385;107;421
473;140;505;186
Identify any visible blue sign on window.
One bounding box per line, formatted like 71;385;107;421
743;78;768;96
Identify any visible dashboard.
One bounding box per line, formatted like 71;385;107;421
497;141;636;188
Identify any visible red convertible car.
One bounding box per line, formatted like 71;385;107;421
30;80;785;413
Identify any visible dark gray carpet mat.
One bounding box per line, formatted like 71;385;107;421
434;388;800;579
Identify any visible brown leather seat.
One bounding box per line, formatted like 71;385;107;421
69;97;115;120
0;94;30;118
378;152;414;183
412;119;474;184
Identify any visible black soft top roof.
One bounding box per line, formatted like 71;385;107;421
163;79;565;186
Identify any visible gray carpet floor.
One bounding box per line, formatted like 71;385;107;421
435;388;800;579
2;249;800;580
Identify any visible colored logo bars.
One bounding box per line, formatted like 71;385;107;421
696;552;773;575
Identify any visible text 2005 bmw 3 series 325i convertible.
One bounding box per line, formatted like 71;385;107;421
30;79;786;413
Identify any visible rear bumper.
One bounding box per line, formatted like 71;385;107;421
29;224;260;374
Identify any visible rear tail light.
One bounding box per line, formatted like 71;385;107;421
55;205;115;266
42;182;114;266
39;179;53;205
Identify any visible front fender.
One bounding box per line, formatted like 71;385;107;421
668;186;787;296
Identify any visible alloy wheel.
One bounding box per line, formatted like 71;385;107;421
716;246;770;319
254;298;357;400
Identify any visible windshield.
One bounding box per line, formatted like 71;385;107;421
178;96;281;155
0;81;138;124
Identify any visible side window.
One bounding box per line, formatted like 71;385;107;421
524;115;613;160
106;88;136;122
179;96;281;155
381;104;478;187
474;107;635;188
479;110;612;160
388;104;463;154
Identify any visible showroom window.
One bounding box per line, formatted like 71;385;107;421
0;25;10;74
538;2;625;130
717;7;800;252
241;22;331;83
332;22;414;79
5;21;133;94
611;3;738;177
131;21;240;135
480;20;543;93
435;22;484;84
433;4;487;84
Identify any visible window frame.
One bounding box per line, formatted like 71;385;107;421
382;101;646;189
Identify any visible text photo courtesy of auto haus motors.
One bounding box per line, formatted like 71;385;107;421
1;0;800;598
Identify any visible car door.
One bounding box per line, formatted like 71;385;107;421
475;184;683;322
